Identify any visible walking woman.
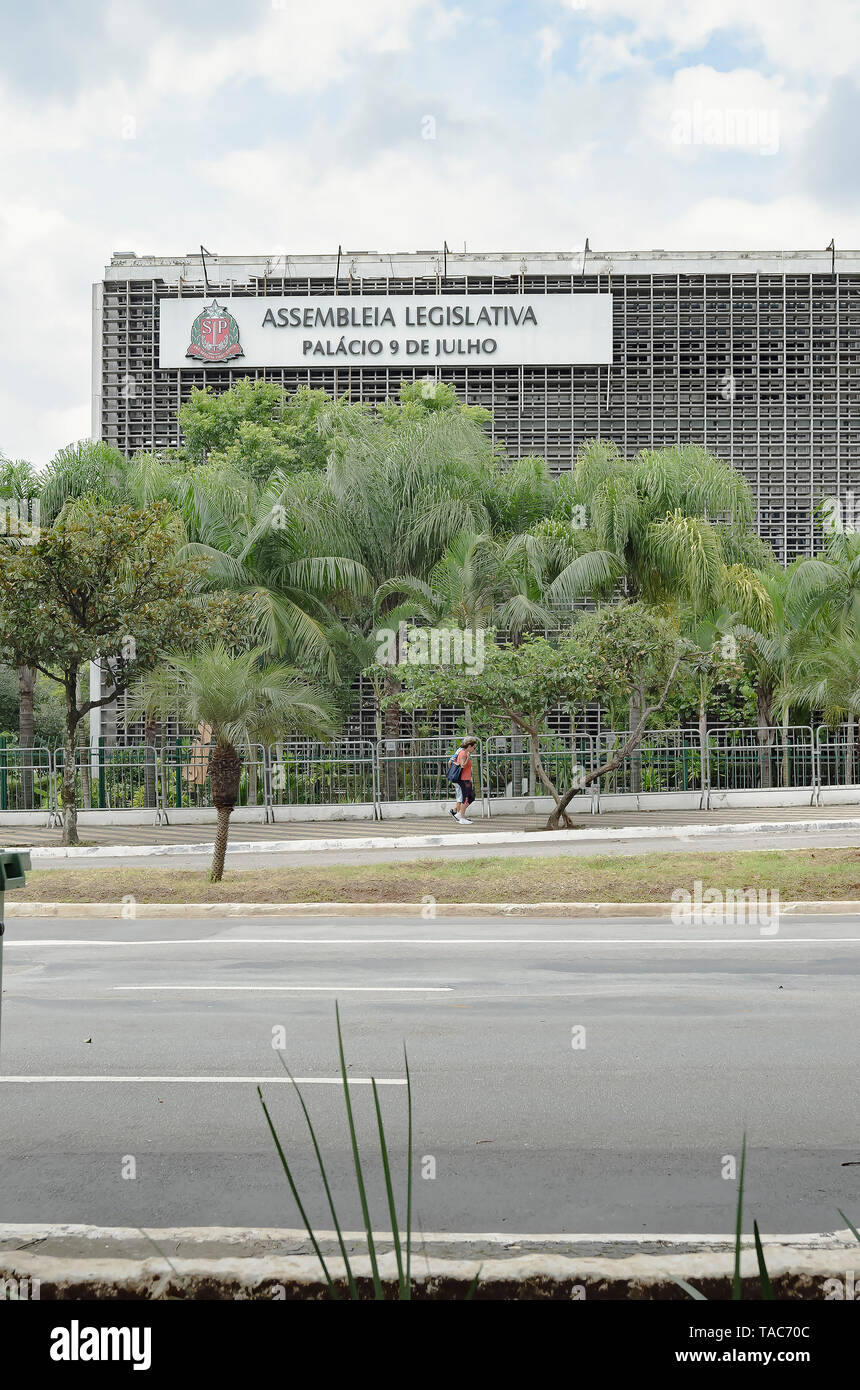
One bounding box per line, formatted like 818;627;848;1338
448;736;477;824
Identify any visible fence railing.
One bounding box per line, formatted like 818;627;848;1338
3;725;857;819
0;740;54;812
483;734;594;812
707;726;816;794
816;723;860;790
159;741;267;814
54;743;162;815
268;740;378;814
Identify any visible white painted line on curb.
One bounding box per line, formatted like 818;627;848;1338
0;1076;406;1086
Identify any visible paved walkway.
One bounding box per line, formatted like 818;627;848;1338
5;802;858;850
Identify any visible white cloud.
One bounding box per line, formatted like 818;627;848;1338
646;66;819;158
0;0;857;467
558;0;860;79
536;27;562;69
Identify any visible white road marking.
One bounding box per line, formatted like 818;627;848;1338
0;1075;406;1085
8;937;860;947
112;984;453;992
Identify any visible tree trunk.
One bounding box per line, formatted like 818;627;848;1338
61;688;79;846
17;664;34;810
628;691;643;793
209;741;241;882
781;703;790;789
756;687;774;789
210;805;232;882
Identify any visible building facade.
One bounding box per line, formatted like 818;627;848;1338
95;247;860;566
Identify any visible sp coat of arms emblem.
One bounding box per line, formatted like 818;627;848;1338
186;300;243;363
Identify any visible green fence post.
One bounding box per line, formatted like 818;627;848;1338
98;736;106;810
0;734;6;812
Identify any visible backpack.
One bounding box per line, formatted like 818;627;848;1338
445;754;463;783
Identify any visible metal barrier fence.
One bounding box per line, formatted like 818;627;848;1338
483;734;595;812
596;728;705;800
54;743;162;814
268;740;378;816
376;736;488;814
159;741;267;814
3;726;860;819
707;726;816;794
816;723;860;790
0;741;54;812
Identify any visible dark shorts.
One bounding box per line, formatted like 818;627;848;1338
456;778;475;805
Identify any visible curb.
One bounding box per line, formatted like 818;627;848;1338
18;816;860;862
0;1245;853;1300
7;900;860;918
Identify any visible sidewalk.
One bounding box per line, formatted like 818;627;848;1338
6;802;859;850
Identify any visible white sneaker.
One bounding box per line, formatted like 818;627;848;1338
448;807;458;819
457;816;472;824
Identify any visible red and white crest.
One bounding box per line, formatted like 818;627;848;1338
186;301;243;362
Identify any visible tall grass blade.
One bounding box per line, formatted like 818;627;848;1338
753;1220;773;1299
257;1085;340;1298
371;1077;406;1299
335;1002;383;1299
669;1275;707;1300
837;1209;860;1244
273;1051;358;1299
732;1133;747;1301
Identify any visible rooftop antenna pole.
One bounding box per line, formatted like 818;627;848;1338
335;244;343;287
200;245;213;295
443;240;449;280
581;237;590;281
827;238;836;276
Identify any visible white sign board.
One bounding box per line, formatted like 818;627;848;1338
158;294;614;369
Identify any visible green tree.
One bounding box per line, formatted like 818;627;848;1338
179;381;367;479
390;602;685;828
0;502;200;844
130;645;337;880
0;454;43;796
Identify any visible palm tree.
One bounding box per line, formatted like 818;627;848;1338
574;441;761;605
129;645;337;880
729;566;814;786
182;465;371;681
784;626;860;784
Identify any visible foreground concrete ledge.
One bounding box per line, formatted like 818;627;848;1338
18;816;860;862
7;899;860;918
3;1226;853;1299
2;1246;857;1300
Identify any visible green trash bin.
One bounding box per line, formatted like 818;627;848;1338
0;849;30;1065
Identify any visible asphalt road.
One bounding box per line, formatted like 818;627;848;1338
1;914;858;1239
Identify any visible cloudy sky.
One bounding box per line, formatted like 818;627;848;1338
1;0;858;466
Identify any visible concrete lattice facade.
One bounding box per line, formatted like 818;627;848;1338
96;248;860;565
